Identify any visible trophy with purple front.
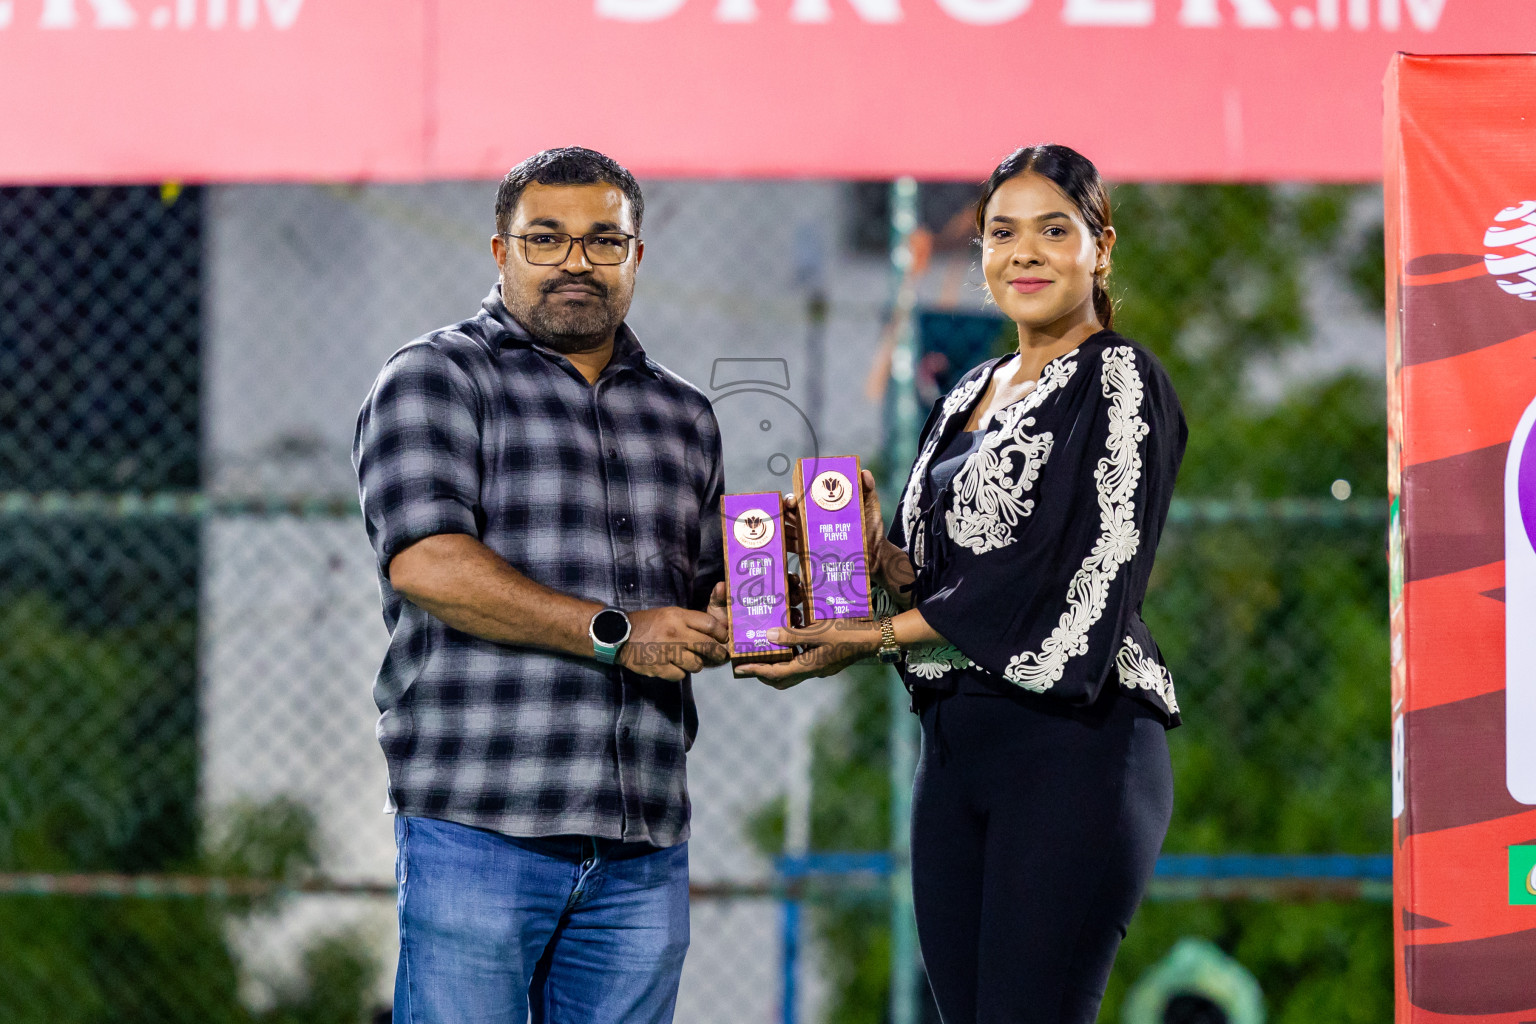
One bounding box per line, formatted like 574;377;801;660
721;492;795;668
794;455;873;623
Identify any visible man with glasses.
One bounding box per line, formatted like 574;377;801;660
353;147;730;1024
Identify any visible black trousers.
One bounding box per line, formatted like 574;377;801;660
910;686;1173;1024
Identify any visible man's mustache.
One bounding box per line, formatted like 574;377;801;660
541;274;608;299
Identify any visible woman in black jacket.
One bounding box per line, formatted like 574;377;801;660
741;144;1186;1024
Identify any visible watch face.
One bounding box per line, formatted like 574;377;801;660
592;609;630;645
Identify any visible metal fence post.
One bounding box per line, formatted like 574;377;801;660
886;175;922;1024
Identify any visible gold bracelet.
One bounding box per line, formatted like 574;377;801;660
876;615;901;665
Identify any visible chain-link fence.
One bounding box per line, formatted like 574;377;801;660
1;180;1390;1024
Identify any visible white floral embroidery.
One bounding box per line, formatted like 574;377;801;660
904;643;974;680
1116;636;1179;714
1004;347;1148;692
944;356;1077;554
870;581;898;619
870;566;975;680
899;373;987;567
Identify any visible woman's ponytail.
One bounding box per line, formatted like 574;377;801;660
1092;275;1114;331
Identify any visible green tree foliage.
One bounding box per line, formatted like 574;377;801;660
0;596;199;875
0;597;379;1024
257;930;383;1024
754;183;1391;1024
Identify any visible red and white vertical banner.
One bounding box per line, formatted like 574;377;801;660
1386;53;1536;1024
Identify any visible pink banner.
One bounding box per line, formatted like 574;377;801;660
1;0;1532;183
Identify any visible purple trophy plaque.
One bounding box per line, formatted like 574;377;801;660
795;455;873;623
722;492;793;665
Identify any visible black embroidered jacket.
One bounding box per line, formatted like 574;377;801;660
890;330;1187;725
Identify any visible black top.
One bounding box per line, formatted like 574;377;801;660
889;330;1187;725
927;428;985;499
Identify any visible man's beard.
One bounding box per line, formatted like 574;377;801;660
505;273;629;354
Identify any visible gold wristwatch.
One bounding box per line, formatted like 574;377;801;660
876;615;901;665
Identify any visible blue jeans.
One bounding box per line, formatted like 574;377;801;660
392;815;690;1024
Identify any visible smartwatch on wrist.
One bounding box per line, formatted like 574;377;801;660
876;615;902;665
589;608;632;665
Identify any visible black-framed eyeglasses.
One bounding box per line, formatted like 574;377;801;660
500;231;636;266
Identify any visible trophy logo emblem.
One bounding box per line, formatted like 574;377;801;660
811;470;853;512
733;509;775;549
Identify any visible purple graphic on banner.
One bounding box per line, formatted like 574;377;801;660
722;493;792;660
797;456;872;622
1522;419;1536;552
1509;398;1536;807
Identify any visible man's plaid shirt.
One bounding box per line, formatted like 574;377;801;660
352;285;724;848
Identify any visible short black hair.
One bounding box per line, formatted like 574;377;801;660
494;147;645;236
